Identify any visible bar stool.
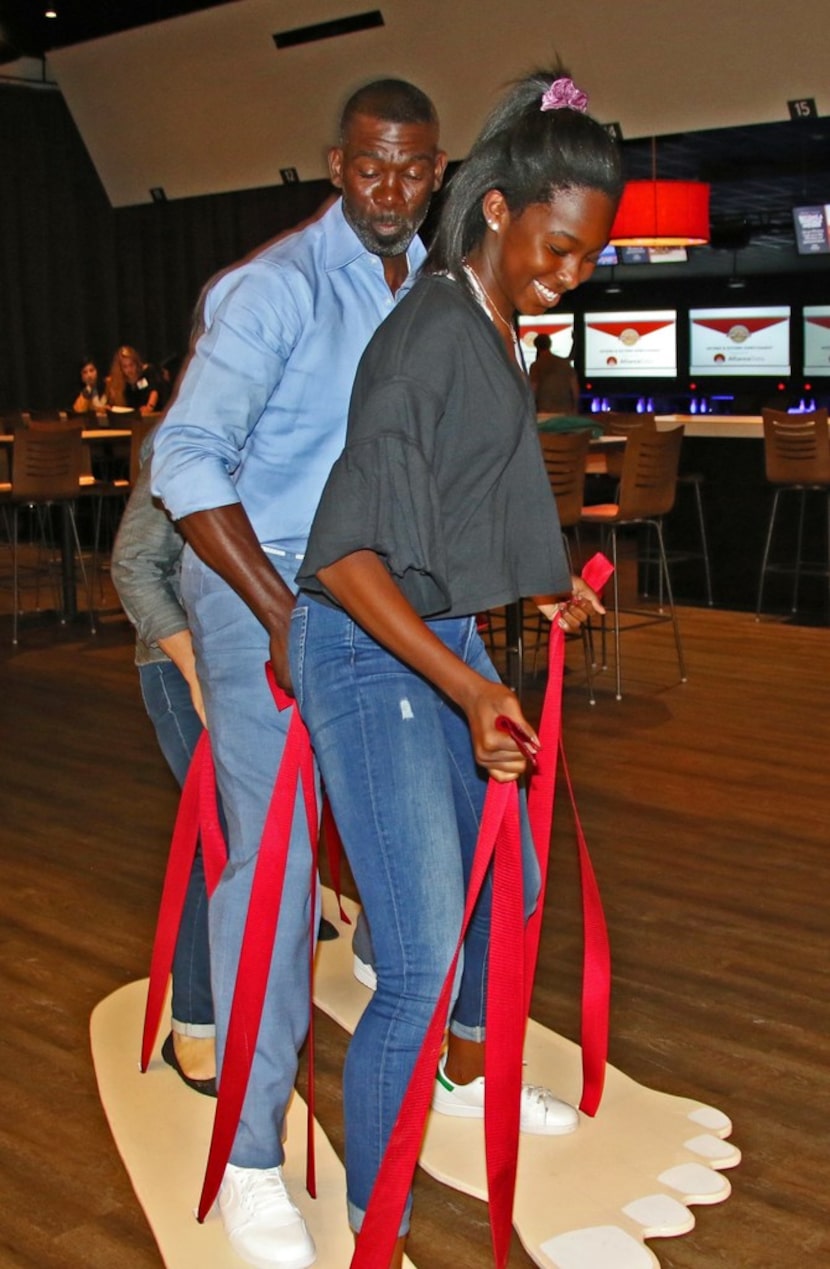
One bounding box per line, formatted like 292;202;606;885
597;415;713;606
580;425;686;699
534;430;599;702
756;408;830;618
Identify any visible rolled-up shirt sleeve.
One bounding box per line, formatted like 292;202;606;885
151;261;301;520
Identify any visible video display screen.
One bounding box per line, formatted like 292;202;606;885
793;206;830;255
618;246;688;265
804;306;830;374
518;313;575;367
689;306;791;375
591;245;687;267
583;310;677;378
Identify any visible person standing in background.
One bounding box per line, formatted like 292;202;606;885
111;429;217;1098
530;331;581;414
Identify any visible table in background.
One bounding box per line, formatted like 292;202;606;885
0;429;132;622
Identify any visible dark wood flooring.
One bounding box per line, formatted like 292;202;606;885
1;590;828;1268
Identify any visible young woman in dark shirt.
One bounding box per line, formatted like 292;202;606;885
291;68;623;1265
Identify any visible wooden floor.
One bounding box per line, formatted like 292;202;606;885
1;588;828;1268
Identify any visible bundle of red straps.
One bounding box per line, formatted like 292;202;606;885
140;553;613;1269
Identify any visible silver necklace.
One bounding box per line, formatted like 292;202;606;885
464;264;519;350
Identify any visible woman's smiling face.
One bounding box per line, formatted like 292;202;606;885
482;186;617;316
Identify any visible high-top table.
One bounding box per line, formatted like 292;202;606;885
655;413;763;438
1;429;132;622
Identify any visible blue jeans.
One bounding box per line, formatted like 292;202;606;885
182;548;317;1168
289;596;539;1232
139;660;214;1035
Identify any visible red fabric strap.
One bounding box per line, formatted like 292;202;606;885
350;778;523;1269
524;550;613;1115
138;665;319;1217
321;795;350;925
141;550;612;1259
197;667;319;1221
140;730;226;1073
353;552;614;1263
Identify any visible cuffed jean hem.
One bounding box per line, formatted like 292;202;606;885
448;1019;486;1043
348;1197;411;1239
171;1019;217;1039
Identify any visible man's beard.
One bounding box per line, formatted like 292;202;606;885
343;204;427;258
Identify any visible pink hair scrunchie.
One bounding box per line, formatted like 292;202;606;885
540;77;589;113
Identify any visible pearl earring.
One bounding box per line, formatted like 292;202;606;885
487;220;498;231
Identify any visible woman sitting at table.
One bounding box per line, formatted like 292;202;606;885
71;356;108;414
106;345;161;414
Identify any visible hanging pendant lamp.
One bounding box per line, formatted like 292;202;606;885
610;138;710;247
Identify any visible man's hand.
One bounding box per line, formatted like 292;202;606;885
268;606;294;695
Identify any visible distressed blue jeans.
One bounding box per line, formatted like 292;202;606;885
290;596;539;1232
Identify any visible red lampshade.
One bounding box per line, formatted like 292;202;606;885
610;180;710;247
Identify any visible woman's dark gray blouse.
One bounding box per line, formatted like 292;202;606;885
297;273;571;618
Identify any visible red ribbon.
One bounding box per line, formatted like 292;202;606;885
141;553;613;1261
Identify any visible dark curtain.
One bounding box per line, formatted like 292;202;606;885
0;82;330;411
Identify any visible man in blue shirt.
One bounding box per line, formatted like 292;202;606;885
152;80;446;1269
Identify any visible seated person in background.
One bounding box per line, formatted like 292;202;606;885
72;357;108;414
107;345;161;414
530;332;581;414
111;428;217;1094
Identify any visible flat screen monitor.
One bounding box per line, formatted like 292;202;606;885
689;306;791;375
793;205;830;255
804;305;830;374
517;313;575;367
617;246;689;265
583;309;677;378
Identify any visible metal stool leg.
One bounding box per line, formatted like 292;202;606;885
791;490;806;614
756;489;781;619
690;476;714;606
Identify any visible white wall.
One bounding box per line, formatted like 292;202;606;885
48;0;829;206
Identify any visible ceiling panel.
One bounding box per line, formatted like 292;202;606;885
2;0;828;277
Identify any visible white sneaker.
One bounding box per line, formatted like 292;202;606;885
431;1057;579;1136
218;1164;316;1269
353;952;378;992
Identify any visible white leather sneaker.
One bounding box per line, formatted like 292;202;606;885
431;1056;579;1136
218;1164;316;1269
352;952;378;991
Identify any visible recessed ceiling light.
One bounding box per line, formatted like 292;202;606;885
45;7;58;17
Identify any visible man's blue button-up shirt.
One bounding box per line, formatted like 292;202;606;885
152;198;426;552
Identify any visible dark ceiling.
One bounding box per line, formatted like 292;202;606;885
2;1;828;278
0;1;241;63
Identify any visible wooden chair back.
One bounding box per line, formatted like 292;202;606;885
616;424;684;521
600;412;656;477
11;424;85;504
762;408;830;486
539;430;590;528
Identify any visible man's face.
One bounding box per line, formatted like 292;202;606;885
328;112;447;257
